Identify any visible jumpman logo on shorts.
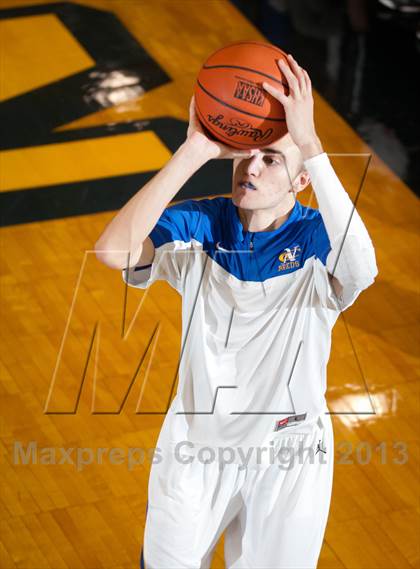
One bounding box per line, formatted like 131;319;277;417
315;440;327;454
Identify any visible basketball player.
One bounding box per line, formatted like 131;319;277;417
95;54;378;568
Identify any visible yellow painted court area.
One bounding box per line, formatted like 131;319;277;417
0;13;94;101
0;131;172;191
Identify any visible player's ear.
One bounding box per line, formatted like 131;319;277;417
292;170;310;193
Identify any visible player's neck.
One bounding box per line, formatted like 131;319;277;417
237;197;296;233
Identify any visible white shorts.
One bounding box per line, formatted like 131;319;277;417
141;414;334;569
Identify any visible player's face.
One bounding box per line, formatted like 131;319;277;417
231;134;303;210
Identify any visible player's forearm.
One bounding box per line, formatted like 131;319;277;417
305;152;378;287
305;153;372;246
94;140;209;269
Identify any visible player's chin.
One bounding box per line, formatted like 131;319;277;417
232;195;258;212
232;188;257;207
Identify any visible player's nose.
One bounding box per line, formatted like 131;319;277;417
244;152;262;176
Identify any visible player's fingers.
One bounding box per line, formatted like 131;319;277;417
188;95;196;119
237;149;259;158
187;95;205;138
287;54;306;95
188;96;203;131
278;58;299;96
219;145;258;159
262;81;288;106
303;69;312;93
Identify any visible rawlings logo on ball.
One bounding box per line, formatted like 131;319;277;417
233;79;265;107
207;114;273;142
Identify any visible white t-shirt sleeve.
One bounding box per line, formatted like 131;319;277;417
305;153;378;311
122;199;201;293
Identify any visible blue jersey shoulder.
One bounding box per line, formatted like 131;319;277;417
298;204;331;265
148;199;202;247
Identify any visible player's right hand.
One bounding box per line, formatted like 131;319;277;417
186;96;258;161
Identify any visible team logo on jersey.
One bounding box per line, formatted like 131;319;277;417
278;245;301;271
274;412;307;432
215;241;234;252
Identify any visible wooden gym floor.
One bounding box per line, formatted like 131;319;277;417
0;1;419;568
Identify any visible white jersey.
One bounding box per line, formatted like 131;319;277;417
123;153;377;462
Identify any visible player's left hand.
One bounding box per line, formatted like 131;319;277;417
186;95;259;161
262;54;322;158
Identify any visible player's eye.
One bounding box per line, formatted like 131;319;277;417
263;155;280;166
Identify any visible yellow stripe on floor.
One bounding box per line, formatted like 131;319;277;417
0;131;172;191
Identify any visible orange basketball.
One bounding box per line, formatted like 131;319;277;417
195;40;290;149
